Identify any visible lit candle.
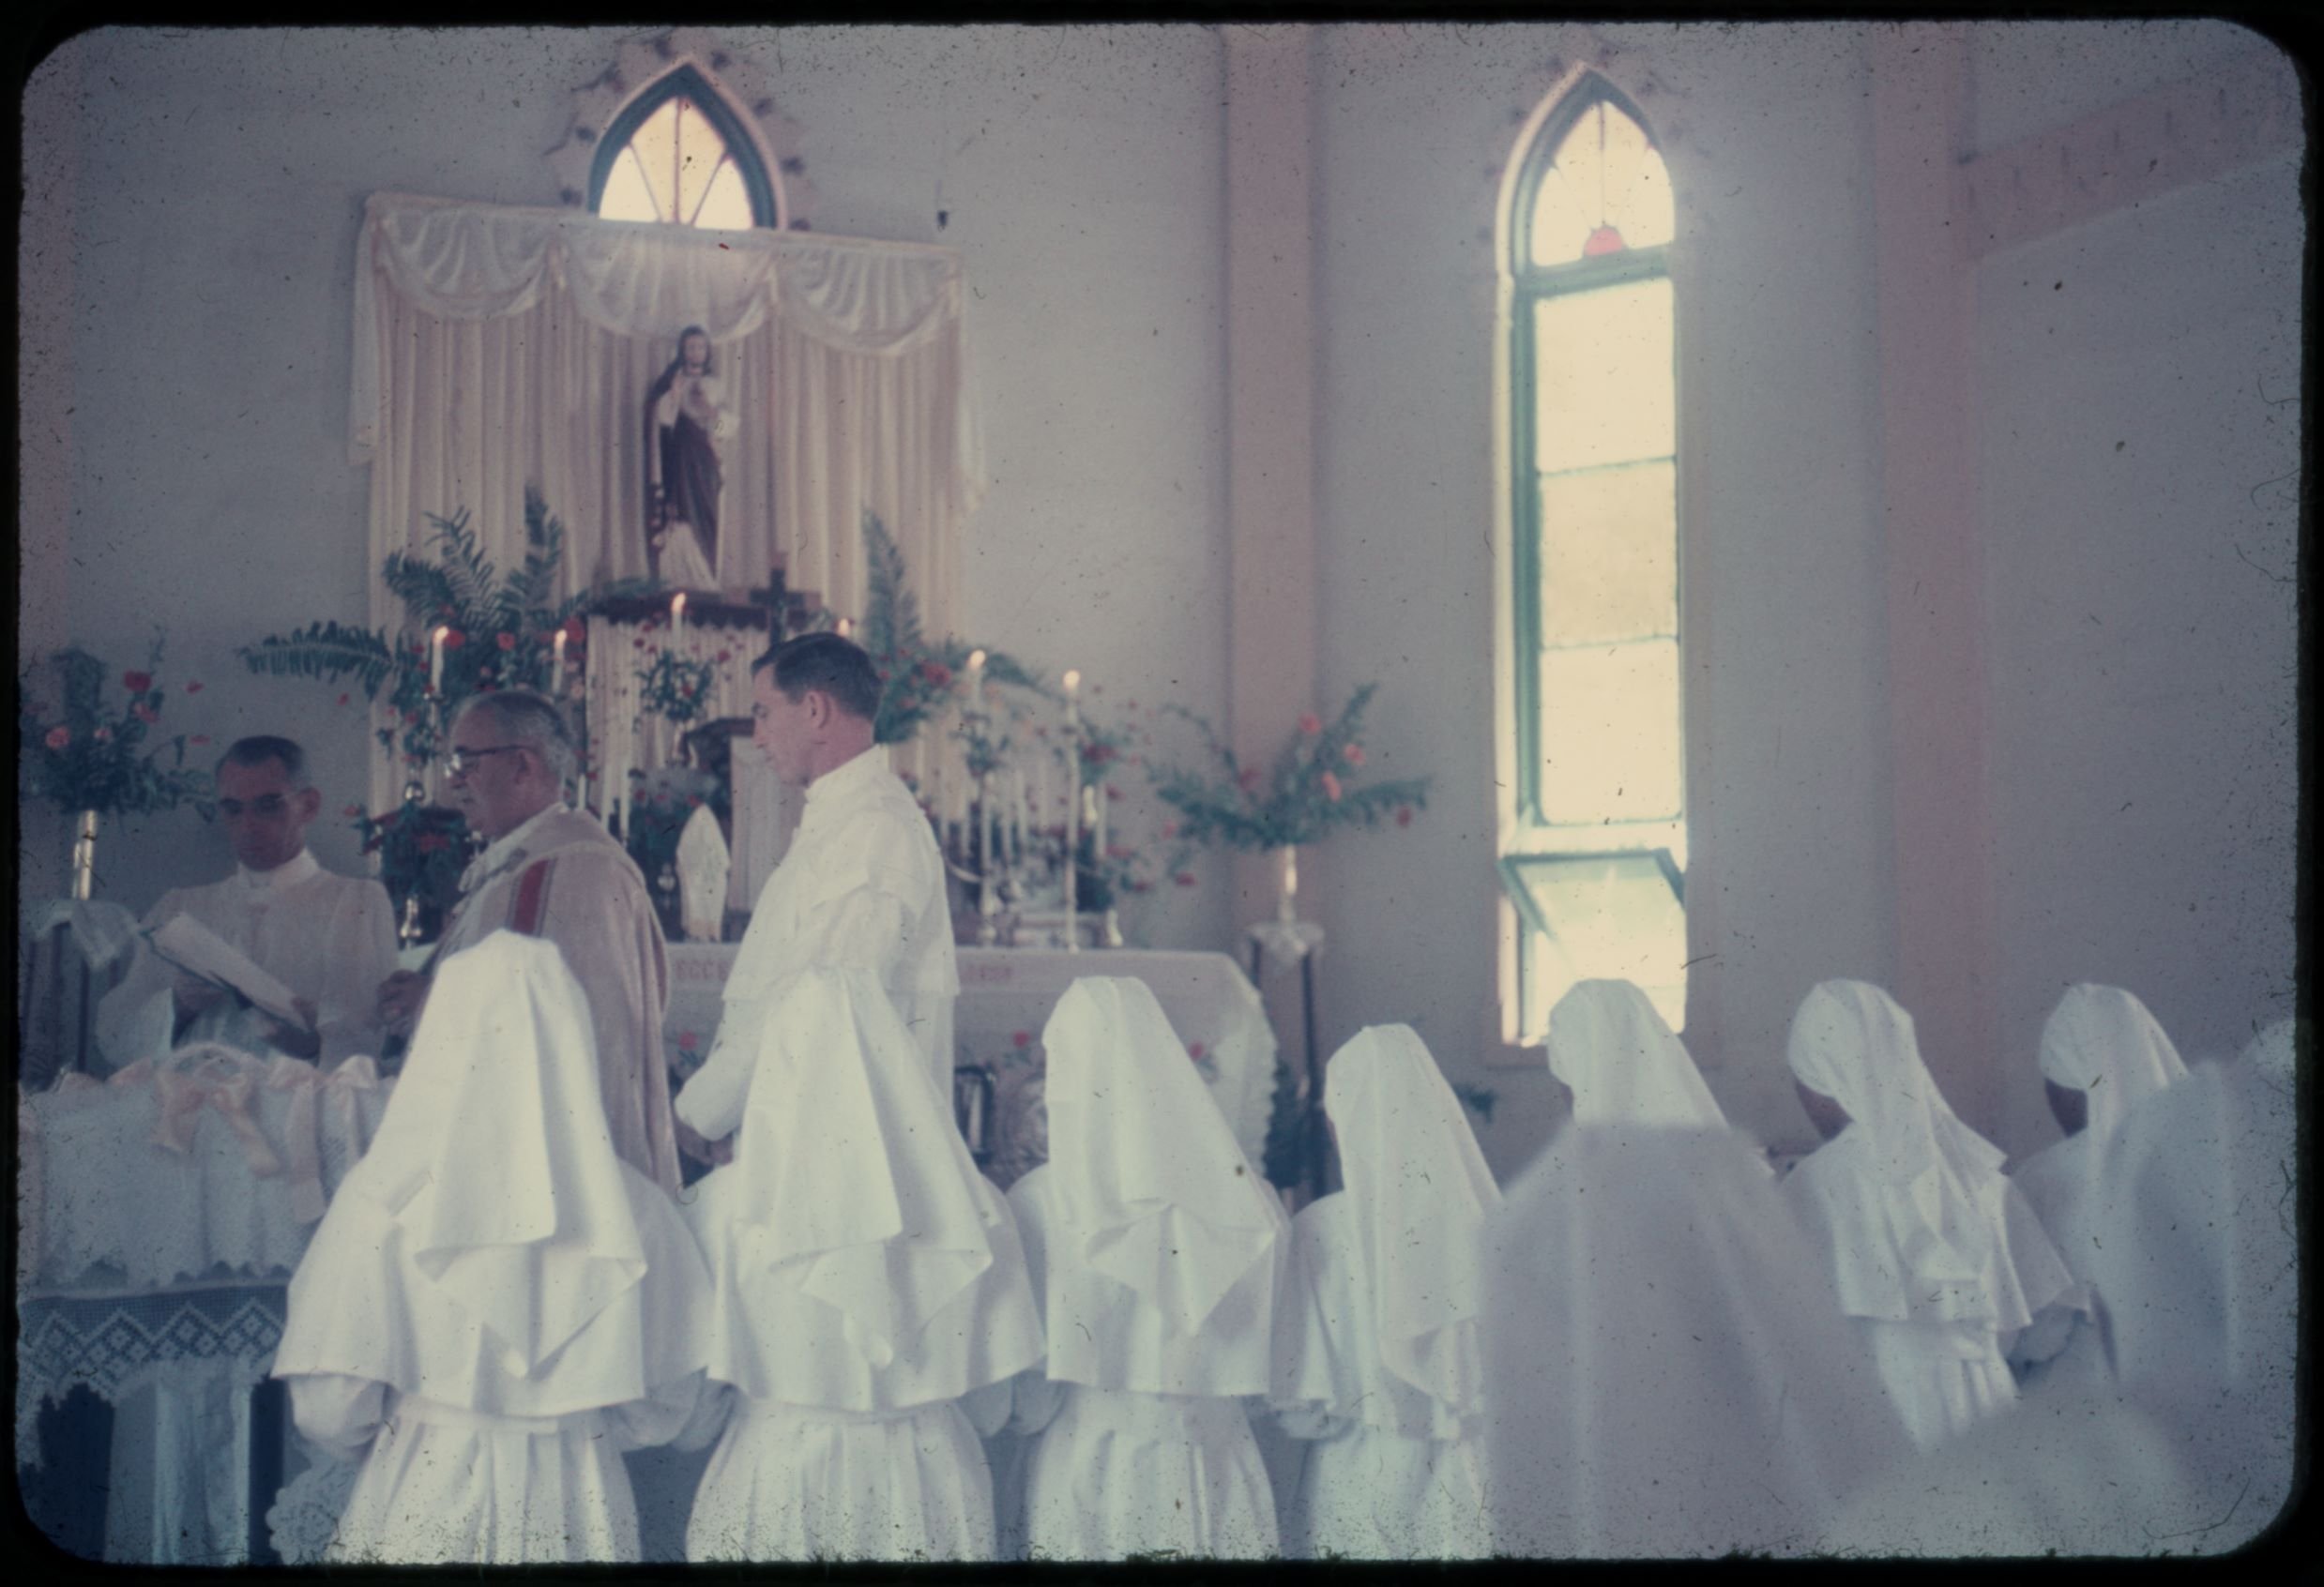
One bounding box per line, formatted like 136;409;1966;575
671;592;687;644
966;649;987;706
430;626;448;694
836;616;852;639
552;627;568;686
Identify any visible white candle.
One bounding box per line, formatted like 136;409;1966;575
553;627;568;686
966;649;987;706
671;592;687;644
430;626;448;694
836;616;852;639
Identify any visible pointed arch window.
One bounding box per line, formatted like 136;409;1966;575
589;64;780;231
1497;79;1689;1040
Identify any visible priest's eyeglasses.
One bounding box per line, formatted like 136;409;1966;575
446;745;526;778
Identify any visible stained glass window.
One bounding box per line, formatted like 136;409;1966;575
1502;79;1689;1040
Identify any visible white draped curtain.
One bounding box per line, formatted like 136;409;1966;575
353;191;980;813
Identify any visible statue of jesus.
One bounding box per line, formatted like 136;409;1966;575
645;325;732;588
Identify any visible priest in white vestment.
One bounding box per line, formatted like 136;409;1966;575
1269;1025;1500;1560
377;690;682;1194
1825;1020;2298;1556
1003;977;1288;1562
100;736;397;1071
2006;984;2191;1388
672;968;1043;1562
271;932;713;1564
1481;1001;1912;1558
678;633;958;1121
1784;979;2076;1452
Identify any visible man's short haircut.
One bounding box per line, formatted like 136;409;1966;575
218;735;307;785
452;689;579;785
753;631;883;724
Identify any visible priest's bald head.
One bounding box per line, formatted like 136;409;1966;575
752;631;882;789
446;689;578;840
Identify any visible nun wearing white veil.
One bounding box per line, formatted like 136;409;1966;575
270;931;714;1564
1478;979;1909;1558
673;968;1043;1563
1784;979;2075;1451
1004;977;1289;1561
2006;984;2191;1388
1268;1025;1500;1559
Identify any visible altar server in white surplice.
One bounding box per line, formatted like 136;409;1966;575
1480;1051;1911;1558
1784;979;2075;1452
271;932;713;1565
101;736;397;1071
683;633;958;1118
1005;977;1288;1562
2006;985;2191;1389
672;968;1042;1562
1269;1025;1500;1560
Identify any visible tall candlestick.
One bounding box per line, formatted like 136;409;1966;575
430;626;448;694
671;592;687;644
552;628;568;688
966;649;988;707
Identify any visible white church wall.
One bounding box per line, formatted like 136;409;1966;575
26;25;1233;953
1973;143;2301;1161
1304;23;1901;1178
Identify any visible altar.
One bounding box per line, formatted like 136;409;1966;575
665;945;1277;1188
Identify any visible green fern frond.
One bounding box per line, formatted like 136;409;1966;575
380;553;458;627
237;622;403;698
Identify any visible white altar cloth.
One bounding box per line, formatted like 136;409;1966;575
663;946;1275;1187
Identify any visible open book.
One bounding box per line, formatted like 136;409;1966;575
146;914;314;1034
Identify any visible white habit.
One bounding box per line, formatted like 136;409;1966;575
1784;980;2075;1451
674;969;1042;1562
1481;1122;1913;1557
270;932;713;1565
1270;1025;1500;1560
432;802;682;1195
1547;976;1734;1134
99;847;397;1069
688;743;959;1109
2007;984;2191;1387
1005;978;1287;1562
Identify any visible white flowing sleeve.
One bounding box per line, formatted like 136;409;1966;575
318;882;400;1067
676;1002;760;1141
284;1372;387;1461
605;1368;709;1453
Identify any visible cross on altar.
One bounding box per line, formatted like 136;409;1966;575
746;560;828;640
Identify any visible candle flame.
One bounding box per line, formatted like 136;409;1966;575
968;649;987;670
1062;670;1081;695
836;617;852;638
671;593;687;619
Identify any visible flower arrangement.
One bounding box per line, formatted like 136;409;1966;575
239;488;651;773
1148;684;1429;863
635;649;717;725
1071;825;1157;914
18;640;214;818
856;512;1038;745
349;796;473;937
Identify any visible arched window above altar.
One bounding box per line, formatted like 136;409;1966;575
591;66;777;230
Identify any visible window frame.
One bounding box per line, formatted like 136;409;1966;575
586;63;782;231
1497;73;1690;1045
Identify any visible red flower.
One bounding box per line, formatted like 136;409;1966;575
190;733;210;746
1343;743;1366;766
1106;785;1122;802
93;726;113;743
1320;771;1343;802
439;629;466;650
715;649;732;664
1395;805;1414;827
417;833;450;854
132;703;159;726
1187;1041;1207;1062
1012;1030;1034;1050
1238;768;1263;794
918;661;952;688
1298;712;1323;735
122;670;154;693
43;725;69;749
1174;871;1198;887
678;1030;699;1051
337;692;352;707
184;681;203;694
563;616;586;642
496;632;517;651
